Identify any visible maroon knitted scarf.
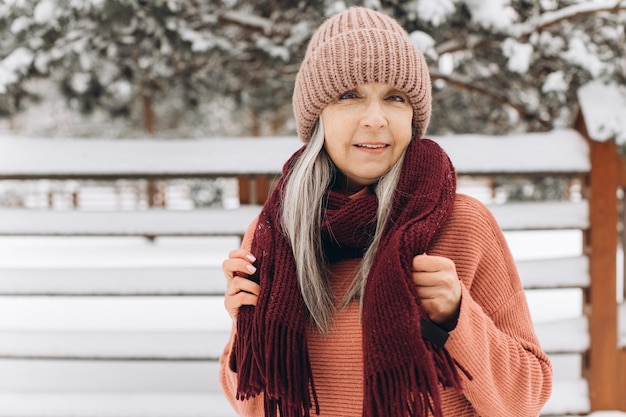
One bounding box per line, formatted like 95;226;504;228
230;138;466;417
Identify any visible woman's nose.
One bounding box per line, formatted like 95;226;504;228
360;99;387;129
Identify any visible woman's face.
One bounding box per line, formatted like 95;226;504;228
321;83;413;193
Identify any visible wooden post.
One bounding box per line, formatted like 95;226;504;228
238;175;273;205
238;176;251;205
619;157;626;412
577;114;620;410
146;180;166;208
617;347;626;411
256;175;270;205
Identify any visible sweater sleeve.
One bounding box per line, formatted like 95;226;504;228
430;194;552;417
219;217;266;416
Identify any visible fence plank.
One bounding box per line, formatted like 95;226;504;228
0;130;589;180
0;207;260;237
0;201;588;237
0;330;230;360
517;256;589;289
0;266;225;295
490;201;589;230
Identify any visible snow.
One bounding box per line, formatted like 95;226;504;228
489;200;588;230
0;265;226;295
434;129;589;174
70;72;91;94
0;393;236;417
178;28;217;53
588;414;626;417
0;47;34;94
502;38;534;74
463;0;517;30
541;379;590;415
407;0;455;27
542;70;567;94
0;130;588;178
577;79;626;144
10;16;31;34
517;256;588;289
538;31;566;56
285;21;312;49
563;37;605;78
0;136;302;178
0;207;261;236
255;36;289;61
535;316;589;353
537;0;626;29
512;0;626;37
108;80;133;101
33;0;57;24
0;128;621;415
409;31;438;60
0;297;228;332
2;2;625;414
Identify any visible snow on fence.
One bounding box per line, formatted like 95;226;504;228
0;127;624;416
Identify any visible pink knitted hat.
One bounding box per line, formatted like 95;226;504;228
293;7;432;142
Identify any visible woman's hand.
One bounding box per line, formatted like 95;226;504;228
222;249;260;322
411;254;461;330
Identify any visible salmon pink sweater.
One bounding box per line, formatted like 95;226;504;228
220;194;552;416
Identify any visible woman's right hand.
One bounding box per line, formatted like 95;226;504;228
222;249;260;322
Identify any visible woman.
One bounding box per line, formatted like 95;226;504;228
220;7;552;417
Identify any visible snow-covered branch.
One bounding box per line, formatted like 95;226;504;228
430;69;536;120
514;0;626;37
436;0;626;55
218;10;274;35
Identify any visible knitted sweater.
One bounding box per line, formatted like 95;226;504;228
220;193;553;416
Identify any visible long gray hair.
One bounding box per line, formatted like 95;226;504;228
280;119;406;333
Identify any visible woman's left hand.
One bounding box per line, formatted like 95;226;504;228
411;254;461;330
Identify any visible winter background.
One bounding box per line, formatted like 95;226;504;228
1;0;626;415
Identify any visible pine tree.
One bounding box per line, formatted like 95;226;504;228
1;0;624;137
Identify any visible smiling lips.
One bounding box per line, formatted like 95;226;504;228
355;143;388;149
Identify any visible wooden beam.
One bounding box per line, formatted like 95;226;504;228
577;112;620;410
620;348;626;411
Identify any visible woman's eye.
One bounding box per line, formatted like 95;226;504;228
387;94;406;103
338;91;358;100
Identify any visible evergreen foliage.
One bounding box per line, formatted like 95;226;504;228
0;0;624;137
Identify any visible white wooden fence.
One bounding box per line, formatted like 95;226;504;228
0;129;622;416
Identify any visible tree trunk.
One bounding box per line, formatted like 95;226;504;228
142;94;155;135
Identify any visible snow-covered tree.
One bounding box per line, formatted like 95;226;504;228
1;0;625;137
395;0;626;134
0;0;324;135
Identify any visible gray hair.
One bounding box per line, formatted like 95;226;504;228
281;119;405;333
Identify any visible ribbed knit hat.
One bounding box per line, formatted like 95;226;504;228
293;7;432;142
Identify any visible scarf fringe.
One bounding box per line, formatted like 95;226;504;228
233;308;319;416
363;348;467;417
263;319;319;417
232;305;264;400
429;341;472;389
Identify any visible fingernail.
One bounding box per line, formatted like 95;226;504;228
246;254;256;262
246;264;257;274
